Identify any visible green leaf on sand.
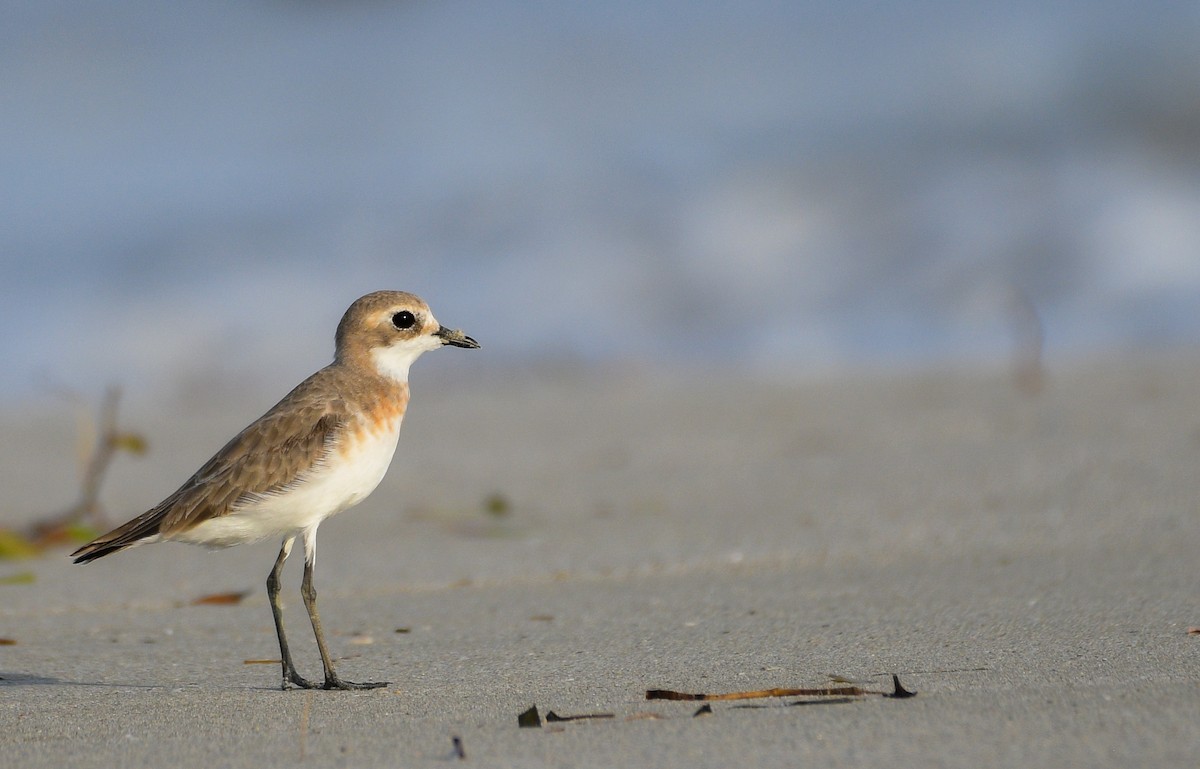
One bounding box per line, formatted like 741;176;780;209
0;529;41;560
113;432;149;455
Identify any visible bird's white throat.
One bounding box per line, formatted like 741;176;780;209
370;336;442;383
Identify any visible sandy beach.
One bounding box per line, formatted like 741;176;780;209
2;353;1199;767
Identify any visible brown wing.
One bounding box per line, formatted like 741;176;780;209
72;368;352;562
157;400;349;536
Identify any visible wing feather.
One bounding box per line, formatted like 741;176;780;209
72;368;354;561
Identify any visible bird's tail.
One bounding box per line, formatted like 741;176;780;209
71;509;164;564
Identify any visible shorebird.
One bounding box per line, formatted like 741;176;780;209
72;290;479;690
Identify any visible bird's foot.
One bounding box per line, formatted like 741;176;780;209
282;668;322;690
322;673;388;691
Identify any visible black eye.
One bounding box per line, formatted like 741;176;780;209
392;311;417;330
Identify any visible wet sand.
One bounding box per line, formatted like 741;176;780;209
2;353;1199;767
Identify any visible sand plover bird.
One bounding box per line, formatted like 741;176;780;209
72;291;479;690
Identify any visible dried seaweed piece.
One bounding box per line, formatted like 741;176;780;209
518;705;542;728
483;493;511;517
647;685;867;701
544;711;614;723
298;690;312;759
786;697;856;707
1006;288;1045;395
32;387;146;538
191;590;250;606
0;638;16;646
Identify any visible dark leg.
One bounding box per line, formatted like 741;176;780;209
266;537;319;690
300;533;387;690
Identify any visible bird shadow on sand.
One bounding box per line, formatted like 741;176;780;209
0;671;180;689
0;670;346;692
0;672;66;686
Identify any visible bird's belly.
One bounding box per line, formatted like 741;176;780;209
174;419;403;548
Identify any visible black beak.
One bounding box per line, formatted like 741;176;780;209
436;326;480;349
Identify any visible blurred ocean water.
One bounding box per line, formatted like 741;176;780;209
3;0;1199;398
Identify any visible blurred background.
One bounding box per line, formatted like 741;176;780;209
3;0;1199;401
